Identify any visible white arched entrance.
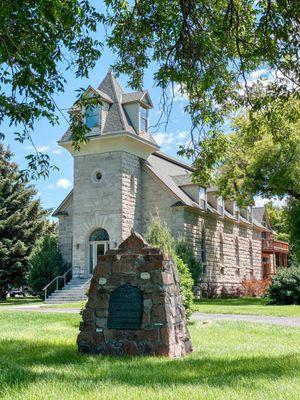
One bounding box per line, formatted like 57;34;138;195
88;228;109;275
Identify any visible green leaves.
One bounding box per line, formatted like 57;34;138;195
0;0;103;177
104;0;299;197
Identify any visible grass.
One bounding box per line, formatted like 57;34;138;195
0;296;42;306
0;311;299;400
193;297;300;317
2;296;300;318
0;297;83;309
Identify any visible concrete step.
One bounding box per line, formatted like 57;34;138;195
44;299;86;304
51;289;86;293
44;277;90;304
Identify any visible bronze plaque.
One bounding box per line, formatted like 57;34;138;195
107;283;143;330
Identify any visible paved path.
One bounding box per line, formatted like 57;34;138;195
193;312;300;327
0;305;81;314
1;306;300;327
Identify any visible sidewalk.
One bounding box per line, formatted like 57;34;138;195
193;312;300;327
2;305;300;326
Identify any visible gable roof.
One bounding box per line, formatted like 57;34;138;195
122;91;153;107
253;206;273;230
52;190;73;216
253;207;265;223
144;153;198;208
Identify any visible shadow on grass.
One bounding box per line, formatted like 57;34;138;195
0;296;42;306
0;337;298;394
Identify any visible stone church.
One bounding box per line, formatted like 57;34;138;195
52;70;289;296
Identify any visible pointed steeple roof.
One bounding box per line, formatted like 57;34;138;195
97;70;136;135
59;69;157;147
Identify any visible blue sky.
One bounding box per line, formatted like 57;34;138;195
2;4;277;212
2;48;196;213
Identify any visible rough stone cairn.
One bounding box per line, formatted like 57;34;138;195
77;231;193;357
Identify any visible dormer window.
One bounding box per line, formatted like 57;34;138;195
140;106;148;132
233;201;240;221
199;187;207;209
86;104;101;129
247;206;253;223
217;196;224;216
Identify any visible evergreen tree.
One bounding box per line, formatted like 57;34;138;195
27;235;68;299
0;144;46;299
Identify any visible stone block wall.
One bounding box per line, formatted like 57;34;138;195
169;207;264;294
141;168;177;234
72;151;124;277
77;232;192;357
57;200;73;265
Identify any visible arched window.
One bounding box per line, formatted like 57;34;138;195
201;227;206;273
217;196;224;216
235;237;239;266
130;174;135;194
89;228;109;274
89;228;109;241
249;239;253;267
219;233;224;263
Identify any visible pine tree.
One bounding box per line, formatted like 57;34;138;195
0;144;46;299
27;235;68;299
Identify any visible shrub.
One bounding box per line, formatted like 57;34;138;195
145;216;194;317
27;235;69;298
201;282;218;299
268;267;300;305
175;236;202;285
241;278;270;297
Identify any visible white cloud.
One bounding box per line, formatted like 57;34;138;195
254;196;286;208
52;149;62;155
177;130;189;140
56;178;72;189
249;68;269;81
254;196;269;207
24;143;63;156
36;145;50;153
172;84;189;102
153;132;175;147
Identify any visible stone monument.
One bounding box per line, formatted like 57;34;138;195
77;232;192;357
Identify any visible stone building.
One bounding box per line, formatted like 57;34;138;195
52;70;288;299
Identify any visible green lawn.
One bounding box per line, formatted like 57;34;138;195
0;311;299;400
0;296;42;306
2;296;300;318
193;297;300;317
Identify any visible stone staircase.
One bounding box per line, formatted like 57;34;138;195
44;278;90;304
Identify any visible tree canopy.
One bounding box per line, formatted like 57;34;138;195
213;97;300;204
1;1;299;204
0;0;102;178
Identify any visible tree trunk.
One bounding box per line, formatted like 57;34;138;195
0;285;7;300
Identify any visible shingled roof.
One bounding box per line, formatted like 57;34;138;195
252;207;265;224
59;70;155;143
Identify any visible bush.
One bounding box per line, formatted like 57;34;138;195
27;235;69;298
175;236;202;285
268;267;300;305
241;278;270;297
145;216;194;317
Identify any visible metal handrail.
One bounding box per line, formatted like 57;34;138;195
42;267;72;300
80;277;92;290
